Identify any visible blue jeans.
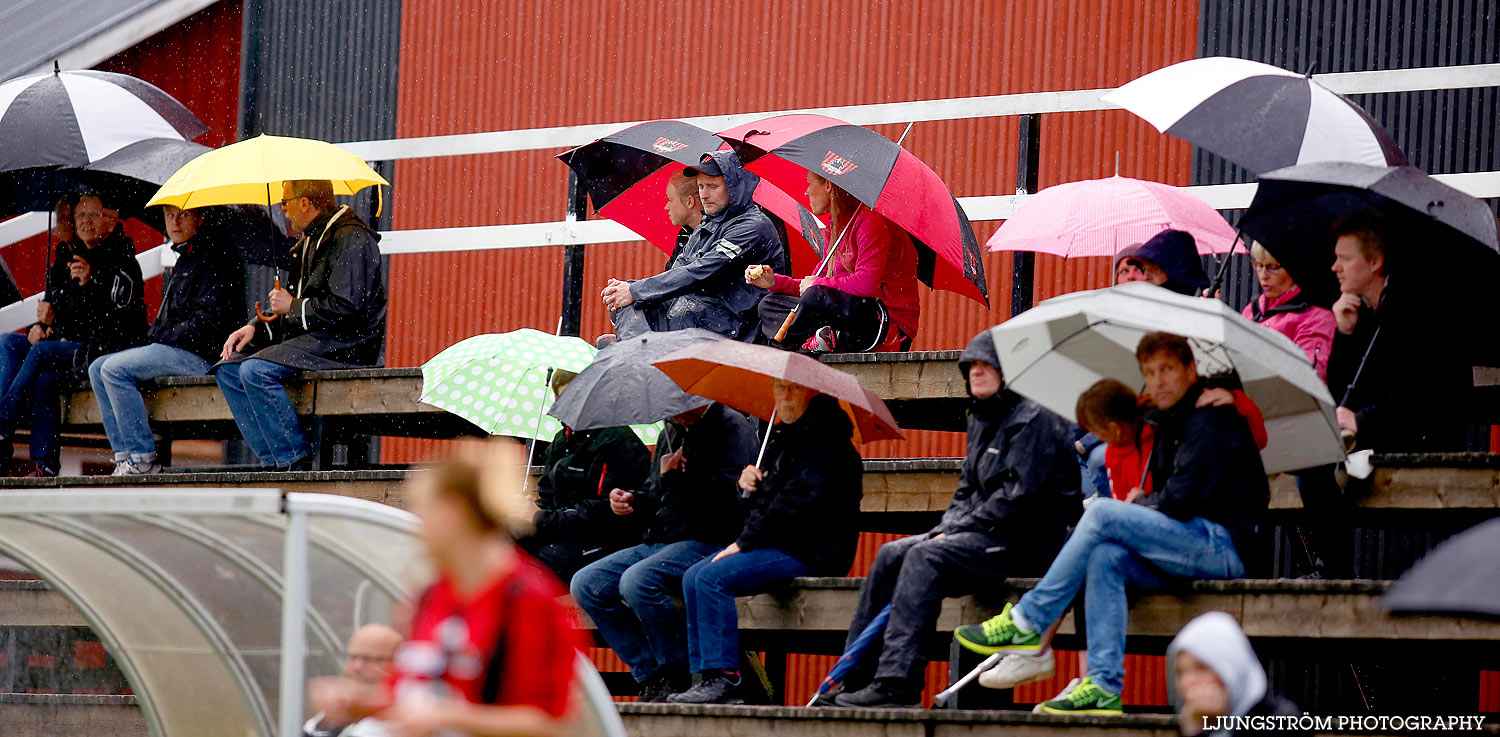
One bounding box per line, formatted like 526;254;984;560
214;358;308;467
1012;499;1245;695
570;541;719;681
681;547;809;673
89;343;211;463
1079;435;1110;499
0;333;81;472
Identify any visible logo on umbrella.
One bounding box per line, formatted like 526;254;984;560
821;150;860;176
653;137;689;153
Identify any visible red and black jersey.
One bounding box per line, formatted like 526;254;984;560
391;551;582;717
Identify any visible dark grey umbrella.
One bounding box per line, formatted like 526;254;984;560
69;138;211;231
1384;518;1500;621
547;329;722;431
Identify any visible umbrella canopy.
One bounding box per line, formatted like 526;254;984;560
1238;162;1500;309
557;119;824;272
651;340;902;444
807;604;891;704
146;134;389;210
0;68;208;172
547;329;721;431
67;138;212;231
718;114;988;306
1384;518;1500;621
988;281;1342;474
986;175;1238;258
1102;57;1407;174
419;329;660;444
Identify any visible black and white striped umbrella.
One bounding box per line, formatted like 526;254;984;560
0;68;207;173
1102;57;1406;174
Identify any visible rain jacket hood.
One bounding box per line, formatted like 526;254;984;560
700;150;760;221
958;329;1001;389
1166;611;1268;734
1136;229;1209;296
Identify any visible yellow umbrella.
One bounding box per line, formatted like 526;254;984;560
146;133;389;211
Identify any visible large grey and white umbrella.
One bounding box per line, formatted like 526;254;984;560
0;67;208;172
989;281;1342;474
1102;57;1406;174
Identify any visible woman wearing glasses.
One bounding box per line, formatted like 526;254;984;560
1243;241;1336;381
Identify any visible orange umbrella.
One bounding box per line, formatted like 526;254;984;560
651;341;903;444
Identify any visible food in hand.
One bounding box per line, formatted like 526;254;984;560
747;265;768;280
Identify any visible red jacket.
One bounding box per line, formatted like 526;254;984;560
1104;390;1268;500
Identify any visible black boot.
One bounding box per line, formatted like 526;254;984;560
637;667;690;703
834;677;921;708
666;671;745;705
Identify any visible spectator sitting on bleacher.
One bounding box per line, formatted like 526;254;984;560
521;371;653;581
1168;612;1306;737
216;180;386;471
600;150;787;342
953;332;1268;716
1130;229;1210;297
570;402;756;703
666;383;863;705
89;205;246;476
829;329;1080;708
0;191;146;477
303;623;403;737
745;171;921;354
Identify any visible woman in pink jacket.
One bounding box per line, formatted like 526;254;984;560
1243;241;1336;381
746;172;920;354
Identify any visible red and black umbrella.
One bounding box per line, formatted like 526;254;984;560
718;114;988;306
557;120;823;274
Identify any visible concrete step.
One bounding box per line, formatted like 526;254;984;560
0;694;145;737
617;703;1177;737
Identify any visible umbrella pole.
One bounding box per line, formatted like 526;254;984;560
755;407;777;468
1207;228;1245;300
1337;324;1381;451
522;368;556;495
933;653;1002;708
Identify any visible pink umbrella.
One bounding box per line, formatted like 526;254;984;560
987;175;1237;258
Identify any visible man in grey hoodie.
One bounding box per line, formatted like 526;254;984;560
602;150;787;340
1168;611;1304;737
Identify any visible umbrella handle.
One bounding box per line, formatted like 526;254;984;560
933;653;1002;707
254;278;282;322
773;308;797;343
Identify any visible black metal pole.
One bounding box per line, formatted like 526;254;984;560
1010;114;1041;317
558;171;587;337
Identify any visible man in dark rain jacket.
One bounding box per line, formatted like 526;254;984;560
90;204;246;475
215;179;386;470
1131;229;1210;297
570;402;756;702
602;150;786;340
833;329;1081;708
522;415;652;582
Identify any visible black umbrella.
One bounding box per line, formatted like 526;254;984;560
1384;518;1500;621
547;329;723;431
67;138;211;231
1238;162;1500;307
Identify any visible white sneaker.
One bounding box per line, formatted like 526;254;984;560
1032;677;1081;713
114;459;162;476
979;649;1056;690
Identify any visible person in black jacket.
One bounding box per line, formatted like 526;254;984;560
667;385;864;705
521;387;652;581
953;332;1267;716
570;402;756;702
215;179;386;470
0;192;147;476
89;204;247;475
1132;229;1210;297
833;330;1081;708
601;150;787;341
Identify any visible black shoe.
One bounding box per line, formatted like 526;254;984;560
637;668;690;703
808;686;845;707
834;678;921;708
666;674;745;705
277;454;315;472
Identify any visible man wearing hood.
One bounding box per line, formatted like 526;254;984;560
1132;229;1210;297
833;329;1081;708
602;151;786;340
1168;612;1304;737
216;179;387;471
954;331;1267;715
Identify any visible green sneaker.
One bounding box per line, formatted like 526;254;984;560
953;602;1042;655
1033;676;1122;715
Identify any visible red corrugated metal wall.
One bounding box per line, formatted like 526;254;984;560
1;1;244;317
381;0;1197;463
385;0;1196;707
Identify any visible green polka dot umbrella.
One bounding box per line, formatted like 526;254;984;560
419;329;662;444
